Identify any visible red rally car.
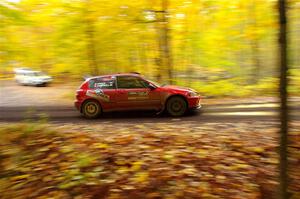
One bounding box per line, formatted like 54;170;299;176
75;73;201;118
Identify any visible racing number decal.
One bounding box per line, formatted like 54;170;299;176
86;89;110;102
128;91;149;100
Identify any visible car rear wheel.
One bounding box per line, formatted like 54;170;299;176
82;100;102;119
166;96;187;117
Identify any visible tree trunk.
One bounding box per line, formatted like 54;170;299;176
84;0;98;76
250;40;261;83
278;0;289;198
162;0;173;84
157;0;173;84
86;21;99;76
249;0;261;84
155;20;163;82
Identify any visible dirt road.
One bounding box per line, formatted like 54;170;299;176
1;80;299;124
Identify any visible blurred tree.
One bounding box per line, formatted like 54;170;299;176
248;0;261;83
278;0;289;198
160;0;173;84
82;0;99;75
0;1;24;71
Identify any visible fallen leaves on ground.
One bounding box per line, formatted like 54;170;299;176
0;121;299;199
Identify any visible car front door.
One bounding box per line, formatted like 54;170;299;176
116;76;161;110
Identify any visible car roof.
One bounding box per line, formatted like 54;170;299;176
87;73;141;80
14;68;40;74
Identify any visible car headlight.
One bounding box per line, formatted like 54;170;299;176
188;91;198;97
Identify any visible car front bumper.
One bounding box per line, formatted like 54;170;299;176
190;104;202;110
187;96;201;109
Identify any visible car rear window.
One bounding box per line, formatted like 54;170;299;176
88;77;116;89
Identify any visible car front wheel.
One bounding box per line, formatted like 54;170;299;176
82;100;102;119
166;96;187;117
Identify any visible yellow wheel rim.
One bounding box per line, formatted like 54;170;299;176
85;102;99;116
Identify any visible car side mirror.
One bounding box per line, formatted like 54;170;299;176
148;83;156;90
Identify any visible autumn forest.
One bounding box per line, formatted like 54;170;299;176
1;0;299;96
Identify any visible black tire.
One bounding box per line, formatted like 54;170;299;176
37;83;47;87
166;96;187;117
82;100;102;119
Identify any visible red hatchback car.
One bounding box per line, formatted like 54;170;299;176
75;73;201;118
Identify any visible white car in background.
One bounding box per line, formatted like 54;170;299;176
14;68;52;86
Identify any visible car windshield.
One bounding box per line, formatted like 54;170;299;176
147;79;161;87
32;72;45;76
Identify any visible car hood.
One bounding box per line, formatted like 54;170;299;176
161;85;197;93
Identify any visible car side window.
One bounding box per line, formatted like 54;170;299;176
89;77;116;89
117;76;148;89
